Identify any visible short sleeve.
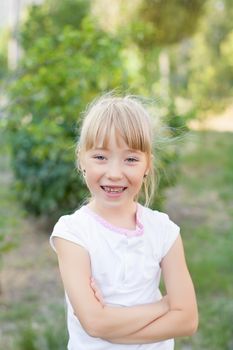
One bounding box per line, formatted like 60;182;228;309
161;214;180;258
50;214;88;252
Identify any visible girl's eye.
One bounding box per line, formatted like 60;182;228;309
126;157;139;163
93;155;106;160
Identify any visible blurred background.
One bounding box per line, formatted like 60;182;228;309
0;0;232;349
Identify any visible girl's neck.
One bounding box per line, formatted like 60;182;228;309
87;200;137;230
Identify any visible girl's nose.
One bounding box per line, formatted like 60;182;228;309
106;161;123;180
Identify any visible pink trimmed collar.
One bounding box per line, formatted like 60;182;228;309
83;203;144;238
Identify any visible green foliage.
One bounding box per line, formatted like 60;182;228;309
20;0;90;50
7;14;128;218
0;122;19;262
127;0;233;115
131;0;206;48
151;102;188;209
186;0;233;113
0;28;9;80
0;52;7;80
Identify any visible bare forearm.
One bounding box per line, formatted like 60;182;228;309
91;299;168;338
104;309;198;344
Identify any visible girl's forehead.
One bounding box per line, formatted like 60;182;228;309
94;128;127;149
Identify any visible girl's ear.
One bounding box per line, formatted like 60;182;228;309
76;146;84;172
79;162;84;173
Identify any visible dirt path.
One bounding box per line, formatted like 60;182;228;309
189;104;233;132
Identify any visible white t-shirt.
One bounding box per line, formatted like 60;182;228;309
50;203;180;350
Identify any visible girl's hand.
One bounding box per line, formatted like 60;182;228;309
90;277;105;306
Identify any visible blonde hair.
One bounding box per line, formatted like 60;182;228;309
76;94;157;206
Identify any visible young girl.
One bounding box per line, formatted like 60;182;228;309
50;94;198;350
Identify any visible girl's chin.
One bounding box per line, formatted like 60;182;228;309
94;195;132;208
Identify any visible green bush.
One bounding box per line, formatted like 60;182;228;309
151;101;187;209
20;0;91;49
7;17;128;219
0;122;19;264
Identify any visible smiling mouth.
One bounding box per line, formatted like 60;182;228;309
101;186;127;193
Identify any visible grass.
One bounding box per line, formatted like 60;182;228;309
173;131;233;350
14;303;67;350
0;124;232;349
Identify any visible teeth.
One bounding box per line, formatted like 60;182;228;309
102;186;125;193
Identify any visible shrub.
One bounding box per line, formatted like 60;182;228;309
7;18;128;219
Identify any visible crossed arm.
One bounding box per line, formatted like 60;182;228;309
53;235;198;343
